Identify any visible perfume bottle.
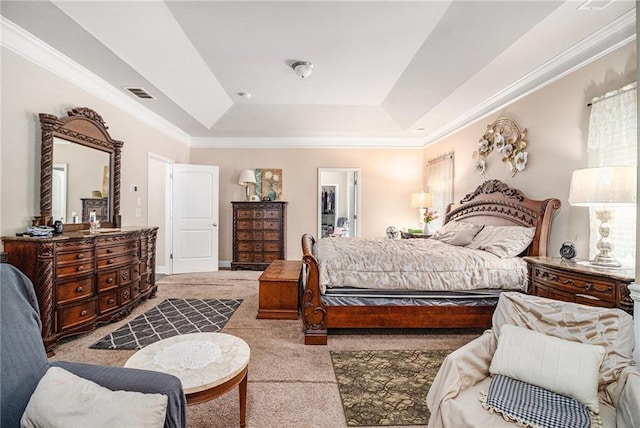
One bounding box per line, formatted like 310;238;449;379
71;212;79;224
89;211;97;233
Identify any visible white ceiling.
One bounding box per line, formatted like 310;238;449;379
1;1;636;147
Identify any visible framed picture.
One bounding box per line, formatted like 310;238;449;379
254;168;283;201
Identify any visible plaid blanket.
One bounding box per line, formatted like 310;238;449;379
480;375;596;428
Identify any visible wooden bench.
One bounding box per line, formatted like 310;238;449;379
257;260;302;320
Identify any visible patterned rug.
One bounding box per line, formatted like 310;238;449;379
91;298;242;350
330;349;451;426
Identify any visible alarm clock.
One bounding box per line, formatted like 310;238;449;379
559;242;576;260
386;226;400;239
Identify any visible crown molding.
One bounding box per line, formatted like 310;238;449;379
190;136;425;149
1;17;191;146
423;9;637;147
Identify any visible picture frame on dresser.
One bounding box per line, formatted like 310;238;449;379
1;108;158;354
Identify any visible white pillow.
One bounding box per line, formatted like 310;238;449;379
431;221;483;246
489;324;605;413
21;367;168;428
467;225;535;258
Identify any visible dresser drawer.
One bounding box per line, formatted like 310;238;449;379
58;300;97;330
97;270;118;291
237;231;253;241
56;261;95;279
264;242;280;252
264;221;279;230
98;291;118;313
238;242;253;252
533;266;615;303
237;220;252;230
237;209;253;219
98;253;136;269
236;252;255;262
57;277;93;304
139;275;151;293
55;241;94;253
264;231;279;240
263;252;279;262
252;221;264;230
264;209;281;219
120;286;132;304
57;249;95;265
131;280;141;299
98;241;137;257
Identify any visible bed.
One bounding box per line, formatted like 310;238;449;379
301;179;561;345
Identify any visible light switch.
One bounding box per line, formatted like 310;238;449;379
136;197;142;206
135;207;142;217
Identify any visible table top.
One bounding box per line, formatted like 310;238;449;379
124;332;250;394
523;256;635;282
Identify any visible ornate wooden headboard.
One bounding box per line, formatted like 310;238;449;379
445;180;561;257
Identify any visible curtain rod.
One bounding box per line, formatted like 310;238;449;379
587;82;636;107
426;151;454;166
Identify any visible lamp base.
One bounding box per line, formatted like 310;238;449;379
591;208;621;268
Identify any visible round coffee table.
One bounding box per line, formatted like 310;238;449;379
124;332;250;427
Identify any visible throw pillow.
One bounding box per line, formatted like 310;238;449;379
489;324;605;413
432;221;483;245
467;225;535;258
21;367;168;428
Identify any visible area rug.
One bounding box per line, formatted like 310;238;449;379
330;349;451;426
91;298;242;350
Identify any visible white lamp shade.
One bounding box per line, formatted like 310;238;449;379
568;166;636;207
238;169;256;186
410;192;432;208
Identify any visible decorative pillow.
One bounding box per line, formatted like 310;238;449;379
431;221;483;246
21;367;168;428
489;324;605;413
467;225;535;258
481;374;595;428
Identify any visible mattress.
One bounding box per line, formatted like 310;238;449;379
313;237;527;294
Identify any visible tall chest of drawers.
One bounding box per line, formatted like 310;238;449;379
232;201;287;271
2;228;157;354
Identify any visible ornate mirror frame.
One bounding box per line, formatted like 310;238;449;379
36;107;122;229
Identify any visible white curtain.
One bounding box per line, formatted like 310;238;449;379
425;153;454;231
587;82;637;267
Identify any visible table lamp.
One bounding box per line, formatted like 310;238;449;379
238;170;256;200
568;166;636;267
410;192;432;226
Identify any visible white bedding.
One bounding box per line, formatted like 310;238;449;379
313;237;527;294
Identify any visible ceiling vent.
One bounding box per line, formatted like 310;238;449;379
123;87;156;99
577;0;613;11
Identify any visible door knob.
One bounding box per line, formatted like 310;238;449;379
212;223;218;227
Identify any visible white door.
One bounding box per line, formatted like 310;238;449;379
52;164;68;222
172;164;219;273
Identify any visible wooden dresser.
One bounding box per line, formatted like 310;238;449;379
524;256;634;314
2;228;157;354
231;201;287;271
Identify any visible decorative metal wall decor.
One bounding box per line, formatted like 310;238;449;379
472;117;528;177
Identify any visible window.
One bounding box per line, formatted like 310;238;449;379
587;82;636;268
425;153;454;231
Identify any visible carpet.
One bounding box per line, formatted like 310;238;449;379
330;349;451;426
91;298;242;350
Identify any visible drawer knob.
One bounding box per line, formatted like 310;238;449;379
107;278;114;283
76;286;83;292
77;266;84;272
107;249;114;254
122;291;130;298
108;298;115;304
107;259;114;264
80;310;87;316
584;282;594;291
77;253;84;259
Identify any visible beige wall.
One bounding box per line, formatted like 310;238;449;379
190;148;424;262
424;41;637;259
0;48;190;240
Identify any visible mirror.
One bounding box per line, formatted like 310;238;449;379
37;107;122;229
317;168;360;238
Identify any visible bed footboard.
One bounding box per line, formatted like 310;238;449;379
301;234;328;345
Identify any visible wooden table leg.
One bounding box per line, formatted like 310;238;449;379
239;370;248;428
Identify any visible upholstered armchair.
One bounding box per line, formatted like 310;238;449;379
427;292;639;428
0;264;187;427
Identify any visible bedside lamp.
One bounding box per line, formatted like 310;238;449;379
410;192;432;226
568;166;636;267
238;170;256;201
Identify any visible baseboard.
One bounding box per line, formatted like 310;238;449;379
155;265;168;274
219;260;231;269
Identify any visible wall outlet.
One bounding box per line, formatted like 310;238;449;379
135;207;142;217
130;184;138;192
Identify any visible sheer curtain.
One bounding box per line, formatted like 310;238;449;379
425;153;454;231
587;82;637;268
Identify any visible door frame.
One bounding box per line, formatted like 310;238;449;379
317;168;361;238
148;153;174;274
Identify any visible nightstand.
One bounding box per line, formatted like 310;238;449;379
523;256;634;314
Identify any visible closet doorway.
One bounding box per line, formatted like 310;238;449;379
317;168;360;238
